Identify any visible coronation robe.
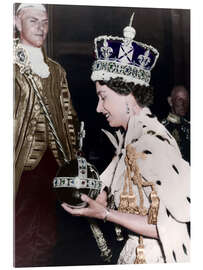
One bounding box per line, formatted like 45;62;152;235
101;107;190;264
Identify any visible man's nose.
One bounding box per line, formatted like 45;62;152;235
177;99;184;106
37;22;44;31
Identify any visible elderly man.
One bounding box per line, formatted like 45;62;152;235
162;85;190;163
14;3;78;267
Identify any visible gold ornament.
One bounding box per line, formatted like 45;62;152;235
117;143;160;264
135;236;146;264
118;193;129;213
148;189;160;224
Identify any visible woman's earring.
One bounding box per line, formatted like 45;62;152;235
126;103;130;114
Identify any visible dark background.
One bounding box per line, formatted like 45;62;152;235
44;4;190;172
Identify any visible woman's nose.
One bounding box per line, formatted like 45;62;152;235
96;99;103;113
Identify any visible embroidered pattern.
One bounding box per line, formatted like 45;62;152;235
118;143;160;264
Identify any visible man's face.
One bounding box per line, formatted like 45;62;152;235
17;8;48;47
171;89;189;117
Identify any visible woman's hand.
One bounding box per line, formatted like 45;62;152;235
61;193;107;220
61;191;158;239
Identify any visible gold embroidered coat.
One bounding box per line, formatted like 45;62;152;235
14;43;79;195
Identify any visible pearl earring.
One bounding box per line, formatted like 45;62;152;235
126;103;130;114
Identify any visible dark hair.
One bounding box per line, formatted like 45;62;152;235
97;77;154;107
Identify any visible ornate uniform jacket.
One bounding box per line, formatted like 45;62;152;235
14;39;79;194
162;112;190;163
100;107;190;264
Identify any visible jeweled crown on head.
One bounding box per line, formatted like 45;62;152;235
91;13;159;86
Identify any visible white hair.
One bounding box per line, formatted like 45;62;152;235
16;3;46;16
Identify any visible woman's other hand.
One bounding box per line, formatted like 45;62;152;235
95;189;108;207
61;193;107;220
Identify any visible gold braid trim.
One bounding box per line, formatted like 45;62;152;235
88;218;112;262
118;164;131;213
60;89;78;159
118;143;160;264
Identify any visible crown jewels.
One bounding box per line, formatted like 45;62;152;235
91;13;159;86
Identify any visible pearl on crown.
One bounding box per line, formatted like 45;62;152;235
123;26;136;40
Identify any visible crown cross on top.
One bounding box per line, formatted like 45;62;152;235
78;121;86;152
101;39;113;59
138;49;151;68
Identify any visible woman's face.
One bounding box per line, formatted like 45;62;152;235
96;82;130;130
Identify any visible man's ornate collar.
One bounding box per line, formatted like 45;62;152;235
13;38;31;74
167;112;181;124
13;38;50;78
